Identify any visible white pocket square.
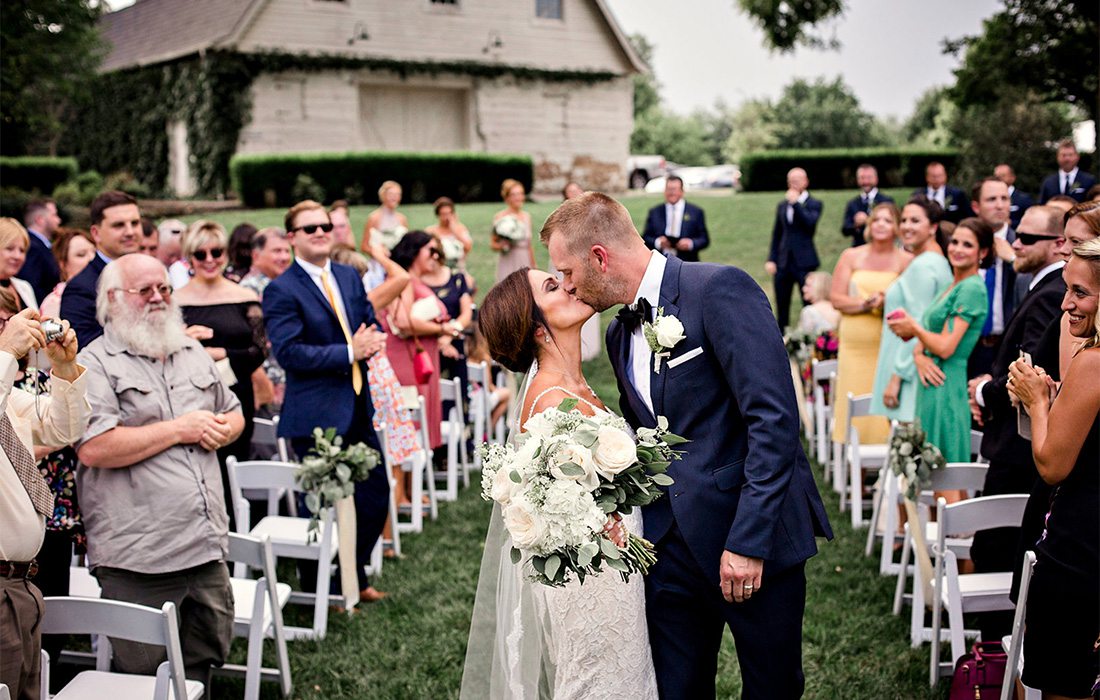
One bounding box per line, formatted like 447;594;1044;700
667;347;703;369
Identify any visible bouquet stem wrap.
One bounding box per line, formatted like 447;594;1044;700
335;496;358;610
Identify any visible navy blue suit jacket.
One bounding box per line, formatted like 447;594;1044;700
606;257;831;581
641;201;709;262
1038;170;1096;204
263;261;377;440
59;253;107;349
21;232;61;304
912;186;974;223
841;191;894;246
1008;189;1033;229
767;195;822;272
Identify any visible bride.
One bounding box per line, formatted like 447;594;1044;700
459;267;658;699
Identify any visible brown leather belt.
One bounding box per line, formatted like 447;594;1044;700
0;560;38;579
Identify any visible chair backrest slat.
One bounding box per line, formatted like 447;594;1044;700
938;494;1029;540
41;597;171;644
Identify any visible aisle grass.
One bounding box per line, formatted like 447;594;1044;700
197;188;947;697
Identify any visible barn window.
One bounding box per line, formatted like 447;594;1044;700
535;0;562;20
431;0;458;4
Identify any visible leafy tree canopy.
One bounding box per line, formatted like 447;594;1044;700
736;0;846;52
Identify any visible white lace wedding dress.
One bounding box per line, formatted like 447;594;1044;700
460;364;658;700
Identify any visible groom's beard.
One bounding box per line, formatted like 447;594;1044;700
575;260;631;312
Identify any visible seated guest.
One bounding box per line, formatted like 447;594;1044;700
419;235;473;388
841;163;893;246
1038;139;1096;204
1007;237;1100;700
0;305;88;700
225;223;257;282
38;228;96;320
796;271;838;335
0;218;39;310
642;175;709;261
138;217;159;258
157;218;191;289
20;199;61;303
77;254;244;685
466;320;512;429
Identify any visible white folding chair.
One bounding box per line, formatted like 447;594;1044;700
396;391;439;534
39;598;202;700
929;494;1029;685
494;364;513;444
376;423;402;558
864;420;899;560
970;429;986;464
245;416;295;519
466;360;491;468
1;682;10;700
810;359;837;474
838;393;890;526
437;376;469;501
226;457;341;640
1001;551;1039;700
216;533;293;700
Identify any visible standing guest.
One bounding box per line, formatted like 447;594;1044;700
20;199;61;302
361;180;409;252
425;197;473;276
224;223;257;282
420;234;474;416
157;218;191;289
490;179;536;284
887;219;991;478
264;200;390;603
642;176;710;262
841;164;894;247
174;221;266;520
38;228;96;320
138;217;159;258
0;219;39;310
60;191;142;347
241;227;292;412
914;161;973;224
329;200;355;247
995;163;1033;229
1038;139;1096;204
0;306;88;700
829;203;909;449
1048;202;1100;376
796;271;839;335
562;181;584;200
1006;237;1100;700
76;254;242;687
871;197;953;422
968;177;1016;377
766;167;823;329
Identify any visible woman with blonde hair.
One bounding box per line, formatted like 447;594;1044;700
490;179;536;284
0;217;39;310
797;271;838;334
362;180;410;252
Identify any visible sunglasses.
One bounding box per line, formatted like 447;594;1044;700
1016;231;1062;246
192;248;224;262
291;223;334;235
120;284;173;300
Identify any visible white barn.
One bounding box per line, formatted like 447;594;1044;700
99;0;644;197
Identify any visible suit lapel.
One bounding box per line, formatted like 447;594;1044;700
290;262;341;324
610;317;656;427
651;257;682;417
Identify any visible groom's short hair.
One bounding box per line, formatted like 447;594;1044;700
539;191;638;256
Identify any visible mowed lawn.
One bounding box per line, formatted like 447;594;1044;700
190;189;949;698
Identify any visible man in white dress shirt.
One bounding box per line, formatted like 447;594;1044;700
1038;140;1097;204
641;176;709;263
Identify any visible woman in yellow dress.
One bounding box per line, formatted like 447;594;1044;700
830;203;911;448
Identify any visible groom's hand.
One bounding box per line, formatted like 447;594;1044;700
720;551;764;604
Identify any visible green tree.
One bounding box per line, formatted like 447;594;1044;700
902;86;958;147
628;33;661;119
0;0;105;156
722;99;782;163
771;77;884;150
630;109;713;166
736;0;846;51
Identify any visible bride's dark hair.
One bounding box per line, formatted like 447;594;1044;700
479;267;552;372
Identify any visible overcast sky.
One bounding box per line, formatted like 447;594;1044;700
603;0;1001;119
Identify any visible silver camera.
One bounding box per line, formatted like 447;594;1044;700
41;319;65;343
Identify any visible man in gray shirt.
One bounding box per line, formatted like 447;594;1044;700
76;254;244;686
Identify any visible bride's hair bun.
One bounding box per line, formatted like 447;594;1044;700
479;267;550;372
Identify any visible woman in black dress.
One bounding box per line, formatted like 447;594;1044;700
418;234;474;404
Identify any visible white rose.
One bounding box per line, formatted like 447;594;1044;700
523;410;556;439
593;425;637;479
512;436;543;477
653;315;686;348
503;497;546;550
490;465;519;505
549;442;600;491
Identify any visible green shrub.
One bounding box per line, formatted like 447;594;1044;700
103;171;151;199
53;170;105;208
739;148;960;191
0;157;80;194
230;151;534;208
291;174;326;204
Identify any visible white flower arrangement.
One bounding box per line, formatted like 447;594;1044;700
294;427;381;540
643;309;686;373
370;225;408;251
493;214;525;242
439;236;465;266
480;399;686;587
887;421;947;501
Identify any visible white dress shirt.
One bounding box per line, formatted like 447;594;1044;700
664;199;685;238
1061;167;1079;194
295;257;356;364
927;187;945;207
627;251;667;416
786;190;809;224
979;224;1010;335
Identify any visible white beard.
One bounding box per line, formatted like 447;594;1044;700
107;300;190;358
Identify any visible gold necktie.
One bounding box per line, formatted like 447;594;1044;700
321;270;363;395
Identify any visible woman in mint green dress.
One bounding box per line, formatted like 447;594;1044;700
887;218;993;465
872;196;953;421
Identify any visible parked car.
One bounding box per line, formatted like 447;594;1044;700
626;155;669;190
647;165;741;193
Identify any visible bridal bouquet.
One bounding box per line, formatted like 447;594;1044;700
370;225;408;251
493;215;524;243
295;427;381;540
480;399;686;587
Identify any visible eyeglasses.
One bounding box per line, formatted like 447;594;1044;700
291;223;334;235
192;247;224;262
1016;231;1062;246
119;284;173;300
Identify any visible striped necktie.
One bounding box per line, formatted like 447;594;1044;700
321;270;363;395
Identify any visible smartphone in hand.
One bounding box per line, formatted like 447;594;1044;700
1017;350;1033;440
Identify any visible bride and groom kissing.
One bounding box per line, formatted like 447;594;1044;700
461;192;833;699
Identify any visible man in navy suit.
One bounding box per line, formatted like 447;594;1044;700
968;177;1017;377
60;191;142;348
841;164;894;246
263;199;390;603
766;167;822;329
641;176;709;262
1038;140;1096;204
995;163;1033;229
543;192;832;699
913;161;973;224
20;199;62;303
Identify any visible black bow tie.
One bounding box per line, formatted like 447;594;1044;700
617;297;653;333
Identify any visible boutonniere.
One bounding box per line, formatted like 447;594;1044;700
683;213;691;222
1071;181;1082;191
643;309;686;374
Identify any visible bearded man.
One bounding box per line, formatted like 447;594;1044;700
75;253;244;688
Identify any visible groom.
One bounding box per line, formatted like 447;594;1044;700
542;193;832;699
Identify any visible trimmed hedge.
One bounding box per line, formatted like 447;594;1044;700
0;156;79;194
739;149;960;191
230;151;534;208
